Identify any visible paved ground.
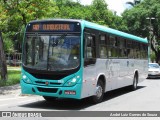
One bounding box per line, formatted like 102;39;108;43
0;84;20;95
0;79;160;120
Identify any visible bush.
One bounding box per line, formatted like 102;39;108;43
150;52;156;63
0;70;21;87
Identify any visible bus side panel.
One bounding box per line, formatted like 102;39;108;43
81;64;97;98
115;59;148;89
114;59;133;89
81;59;115;98
81;59;148;99
95;59;114;92
134;59;148;83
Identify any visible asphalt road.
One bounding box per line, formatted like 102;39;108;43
0;78;160;120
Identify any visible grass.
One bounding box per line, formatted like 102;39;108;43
0;70;21;87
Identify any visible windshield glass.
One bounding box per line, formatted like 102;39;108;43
23;33;80;71
149;63;159;68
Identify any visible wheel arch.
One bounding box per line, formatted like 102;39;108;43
96;74;106;92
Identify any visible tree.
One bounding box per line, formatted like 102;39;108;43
122;0;160;63
0;0;126;55
0;0;58;53
91;0;109;23
55;0;119;27
0;31;7;81
54;0;92;21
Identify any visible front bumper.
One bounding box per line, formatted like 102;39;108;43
20;79;82;99
148;74;160;78
148;72;160;78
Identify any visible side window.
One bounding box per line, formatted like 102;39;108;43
99;34;107;58
140;43;148;59
134;42;141;59
108;35;118;58
119;38;127;58
144;45;148;59
127;40;134;58
85;34;96;59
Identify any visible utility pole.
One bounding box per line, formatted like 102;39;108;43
0;31;7;81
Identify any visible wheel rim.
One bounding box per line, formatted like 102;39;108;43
96;85;103;99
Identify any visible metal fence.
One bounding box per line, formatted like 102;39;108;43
6;53;22;66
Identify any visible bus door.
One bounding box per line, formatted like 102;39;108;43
82;31;97;97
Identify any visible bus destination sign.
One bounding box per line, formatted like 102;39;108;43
31;23;74;32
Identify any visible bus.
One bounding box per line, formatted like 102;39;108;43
21;19;148;103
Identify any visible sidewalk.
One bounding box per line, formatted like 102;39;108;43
0;84;21;95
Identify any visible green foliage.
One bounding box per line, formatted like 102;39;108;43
0;0;58;53
0;0;124;54
0;70;21;87
2;32;14;53
122;0;160;62
150;52;156;62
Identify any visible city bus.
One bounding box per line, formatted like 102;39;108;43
20;19;148;103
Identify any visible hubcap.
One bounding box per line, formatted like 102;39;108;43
96;86;103;98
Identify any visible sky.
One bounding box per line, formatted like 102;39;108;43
74;0;134;16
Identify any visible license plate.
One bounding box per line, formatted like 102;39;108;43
64;90;76;95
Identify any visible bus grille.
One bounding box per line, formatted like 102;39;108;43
35;81;61;85
37;87;58;93
31;73;67;80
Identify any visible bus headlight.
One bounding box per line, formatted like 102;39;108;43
64;77;78;86
22;74;32;84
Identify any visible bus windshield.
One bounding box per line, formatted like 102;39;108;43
23;33;80;71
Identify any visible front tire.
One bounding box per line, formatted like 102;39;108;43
91;80;104;103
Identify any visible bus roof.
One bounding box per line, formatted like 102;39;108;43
28;19;148;44
82;20;148;44
28;19;82;24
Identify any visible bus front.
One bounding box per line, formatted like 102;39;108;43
20;20;83;100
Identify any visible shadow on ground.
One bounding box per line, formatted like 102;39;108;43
19;85;146;110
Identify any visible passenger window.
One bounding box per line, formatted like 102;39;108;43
99;35;107;58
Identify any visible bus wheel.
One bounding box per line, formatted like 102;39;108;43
91;80;104;103
43;96;57;102
131;75;138;90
